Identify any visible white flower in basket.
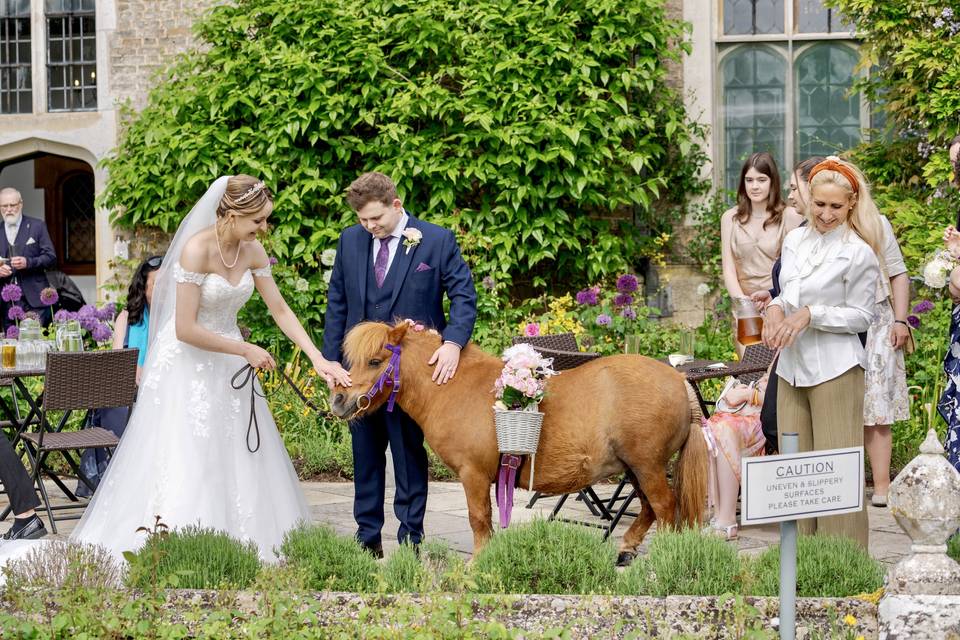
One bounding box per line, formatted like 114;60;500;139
492;344;557;490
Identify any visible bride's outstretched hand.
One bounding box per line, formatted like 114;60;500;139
314;358;352;390
945;225;960;259
243;344;276;370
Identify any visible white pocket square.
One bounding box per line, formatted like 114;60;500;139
25;237;36;245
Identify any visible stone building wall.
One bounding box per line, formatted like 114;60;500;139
109;0;219;109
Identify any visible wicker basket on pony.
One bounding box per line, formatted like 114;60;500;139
492;344;556;506
494;407;544;458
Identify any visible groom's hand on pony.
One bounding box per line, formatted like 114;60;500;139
428;341;461;385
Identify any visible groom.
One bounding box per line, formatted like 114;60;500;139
322;171;477;556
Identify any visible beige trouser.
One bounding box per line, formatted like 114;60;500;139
777;365;869;550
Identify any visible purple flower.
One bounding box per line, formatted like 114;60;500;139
6;305;24;322
53;309;76;323
620;306;637;320
596;313;612;327
907;315;921;329
616;274;639;294
575;287;600;306
614;293;634;307
39;287;58;306
912;300;935;314
1;283;22;303
5;325;18;339
23;311;38;322
91;322;113;343
80;316;98;332
268;256;278;266
481;276;496;291
95;303;116;321
934;17;945;29
77;304;96;319
524;323;540;337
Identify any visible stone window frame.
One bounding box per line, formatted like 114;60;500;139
714;0;871;191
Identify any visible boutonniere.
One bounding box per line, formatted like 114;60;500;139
401;227;422;254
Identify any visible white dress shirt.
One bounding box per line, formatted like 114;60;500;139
371;212;409;275
5;213;21;246
770;224;880;387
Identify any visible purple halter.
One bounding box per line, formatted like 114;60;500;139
356;343;402;413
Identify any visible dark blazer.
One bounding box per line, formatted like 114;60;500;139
322;214;477;364
0;215;57;308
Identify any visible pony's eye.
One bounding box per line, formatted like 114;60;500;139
368;358;383;367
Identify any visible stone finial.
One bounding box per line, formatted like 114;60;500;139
885;429;960;595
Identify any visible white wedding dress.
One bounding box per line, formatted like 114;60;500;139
0;178;308;577
66;263;310;561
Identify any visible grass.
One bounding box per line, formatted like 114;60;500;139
126;525;261;590
949;533;960;563
617;527;744;596
279;524;379;592
747;534;886;597
2;541;124;590
471;518;618;594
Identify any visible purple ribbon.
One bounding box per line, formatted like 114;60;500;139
360;343;402;412
497;454;523;528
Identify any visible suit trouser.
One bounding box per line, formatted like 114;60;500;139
777;365;869;550
350;405;429;547
0;433;40;515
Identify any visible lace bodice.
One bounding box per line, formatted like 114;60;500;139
172;263;271;338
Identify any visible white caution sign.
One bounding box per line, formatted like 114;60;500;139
740;446;863;525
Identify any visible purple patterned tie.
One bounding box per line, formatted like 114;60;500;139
374;237;392;288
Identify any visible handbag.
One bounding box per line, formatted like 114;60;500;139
45;269;86;312
903;324;916;355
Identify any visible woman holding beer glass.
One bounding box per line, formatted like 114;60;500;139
720;152;803;352
763;157;882;549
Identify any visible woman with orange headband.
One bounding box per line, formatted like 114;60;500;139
762;156;882;550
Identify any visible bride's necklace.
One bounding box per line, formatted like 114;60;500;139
215;224;241;269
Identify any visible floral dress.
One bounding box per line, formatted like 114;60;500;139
937;303;960;472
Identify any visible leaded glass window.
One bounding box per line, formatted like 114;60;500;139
0;0;31;114
723;0;785;36
721;46;787;192
796;0;852;34
46;0;96;111
795;44;860;159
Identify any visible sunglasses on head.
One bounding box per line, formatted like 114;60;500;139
145;256;163;268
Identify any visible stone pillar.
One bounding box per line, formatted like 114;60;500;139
879;429;960;639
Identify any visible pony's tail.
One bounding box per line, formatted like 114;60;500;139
675;381;708;528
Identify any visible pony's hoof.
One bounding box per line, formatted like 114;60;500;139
616;551;636;567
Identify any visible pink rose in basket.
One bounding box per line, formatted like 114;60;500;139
493;343;557;411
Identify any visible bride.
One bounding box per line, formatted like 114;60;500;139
62;175;351;562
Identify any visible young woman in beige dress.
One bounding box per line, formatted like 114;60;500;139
720;152;804;352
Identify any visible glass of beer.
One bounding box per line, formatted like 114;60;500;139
733;297;764;346
1;340;16;370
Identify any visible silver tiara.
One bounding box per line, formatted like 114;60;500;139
235;181;266;205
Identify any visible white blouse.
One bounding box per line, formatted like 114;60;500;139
770;225;880;387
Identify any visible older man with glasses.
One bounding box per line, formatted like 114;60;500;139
0;188;58;328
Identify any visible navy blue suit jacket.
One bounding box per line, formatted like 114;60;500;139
0;216;57;308
322;215;477;364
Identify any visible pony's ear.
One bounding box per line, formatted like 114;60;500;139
387;321;409;346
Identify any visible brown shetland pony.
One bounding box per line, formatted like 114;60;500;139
329;320;708;564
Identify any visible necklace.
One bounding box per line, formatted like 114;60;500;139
215;224;241;269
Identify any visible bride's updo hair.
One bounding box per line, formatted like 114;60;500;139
217;174;273;219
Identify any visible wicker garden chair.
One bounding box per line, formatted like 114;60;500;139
20;349;139;533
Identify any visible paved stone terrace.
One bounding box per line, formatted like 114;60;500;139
4;480;910;565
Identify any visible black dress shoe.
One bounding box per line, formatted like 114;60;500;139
360;542;384;559
1;515;47;541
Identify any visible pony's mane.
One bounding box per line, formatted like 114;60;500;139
343;322;392;366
